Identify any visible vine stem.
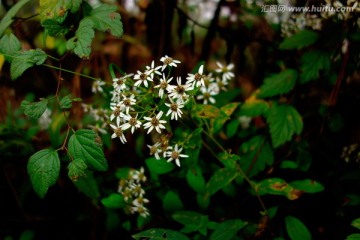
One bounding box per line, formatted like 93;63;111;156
42;63;99;81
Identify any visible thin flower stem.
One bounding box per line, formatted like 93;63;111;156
42;63;99;81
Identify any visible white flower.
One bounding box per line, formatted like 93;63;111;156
121;113;142;134
166;144;188;167
110;123;127;143
168;77;193;102
119;94;136;114
186;65;205;87
165;100;184;121
196;86;217;105
145;60;162;79
132;196;150;207
160;55;181;71
154;73;173;98
134;70;153;88
131;205;150;218
113;74;133;92
129;182;146;197
110;104;124;126
143;111;167;134
92;79;105;93
215;62;235;81
110;89;121;103
130;167;147;183
239;116;252;129
38;108;52;130
147;142;162;160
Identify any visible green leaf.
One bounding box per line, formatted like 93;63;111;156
87;4;123;37
10;49;47;80
68;129;108;171
221;102;240;116
68;158;87;181
347;234;360;240
218;152;239;169
226;119;240;138
73;170;100;199
132;228;190;240
289;179;324;193
59;94;82;109
27;149;60;198
210;219;247;240
0;0;31;37
21;99;48;120
172;211;209;234
163;191;184;212
193;104;221;119
184;128;202;167
39;0;82;22
41;19;69;37
101;193;126;209
266;104;303;148
0;33;21;61
254;178;303;200
258;69;298;98
280;160;298;169
238;96;269;117
279;30;319;50
351;218;360;230
186;166;206;193
211;102;240;134
285;216;311;240
300;50;331;84
205;168;239;199
145;157;174;178
239;135;274;177
66;18;95;59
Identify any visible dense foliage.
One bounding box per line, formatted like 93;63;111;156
0;0;360;240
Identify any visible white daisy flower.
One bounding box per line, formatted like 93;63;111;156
147;142;162;160
168;77;193;101
196;86;217;105
165;100;184;121
215;62;235;81
166;144;188;167
121;113;142;134
131;205;150;218
160;55;181;71
154;73;173;98
92;79;105;93
132;196;150;207
110;123;127;143
134;70;153;88
145;60;162;79
143;111;167;134
113;74;133;92
186;65;206;88
110;104;124;126
119;94;136;114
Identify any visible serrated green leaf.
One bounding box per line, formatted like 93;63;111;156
300;50;331;84
279;30;319;50
66;18;95;59
132;228;190;240
27;149;60;198
258;69;298;98
21;99;48;120
205;168;239;199
87;4;123;37
10;49;47;80
347;234;360;240
101;193;126;209
186;166;206;193
239;135;273;177
68;158;87;181
163;191;184;212
73;169;100;199
210;219;247;240
68;129;108;171
285;216;311;240
0;0;31;37
59;94;82;109
239;96;269;117
289;179;324;193
39;0;82;22
0;33;21;61
351;218;360;230
41;19;69;37
266;104;303;148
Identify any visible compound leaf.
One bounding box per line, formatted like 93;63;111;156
10;49;47;80
68;129;108;171
258;69;298;98
27;149;60;198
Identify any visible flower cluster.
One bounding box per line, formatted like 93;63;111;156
118;167;150;218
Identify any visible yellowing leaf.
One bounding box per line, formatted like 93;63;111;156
239;96;269;117
39;0;82;22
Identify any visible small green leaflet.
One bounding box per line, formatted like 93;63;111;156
186;166;206;193
27;149;60;198
163;191;184;213
66;18;95;59
68;129;108;171
60;94;82;109
266;104;303;148
39;0;82;22
0;33;21;61
101;193;126;209
10;49;47;80
68;158;87;181
172;211;209;235
0;0;31;37
210;219;247;240
279;30;319;50
132;228;190;240
41;19;69;37
204;168;239;200
21;98;48;120
86;4;124;37
300;50;331;84
346;234;360;240
351;218;360;230
258;69;298;98
289;179;324;193
285;216;311;240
